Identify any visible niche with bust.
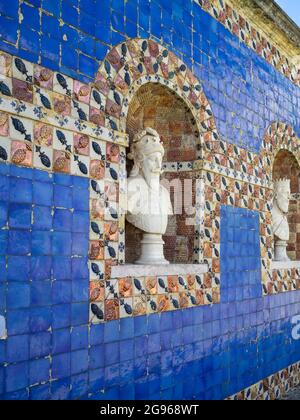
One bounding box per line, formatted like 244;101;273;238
272;150;300;261
125;83;199;265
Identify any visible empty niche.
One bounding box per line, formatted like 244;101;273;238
125;83;200;264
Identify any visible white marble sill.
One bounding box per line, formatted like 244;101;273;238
111;264;209;278
271;261;300;270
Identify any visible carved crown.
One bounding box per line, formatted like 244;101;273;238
128;128;164;160
274;178;290;191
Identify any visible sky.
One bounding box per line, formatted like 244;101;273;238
275;0;300;26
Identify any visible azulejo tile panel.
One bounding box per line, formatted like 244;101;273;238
195;0;300;87
1;41;300;325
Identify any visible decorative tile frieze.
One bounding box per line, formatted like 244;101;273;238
228;361;300;400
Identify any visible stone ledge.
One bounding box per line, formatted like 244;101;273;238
111;264;209;278
271;261;300;270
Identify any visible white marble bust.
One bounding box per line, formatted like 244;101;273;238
272;178;291;261
126;128;173;265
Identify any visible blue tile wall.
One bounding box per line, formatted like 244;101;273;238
1;165;300;400
0;1;299;152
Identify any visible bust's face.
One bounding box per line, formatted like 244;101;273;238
276;185;291;214
141;151;163;185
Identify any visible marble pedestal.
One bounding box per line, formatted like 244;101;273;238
274;240;290;262
134;233;169;265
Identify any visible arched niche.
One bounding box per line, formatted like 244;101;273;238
273;149;300;260
125;82;199;264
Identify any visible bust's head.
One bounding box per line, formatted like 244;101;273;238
128;128;164;186
274;178;291;214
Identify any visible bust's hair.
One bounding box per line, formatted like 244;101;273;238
128;128;162;177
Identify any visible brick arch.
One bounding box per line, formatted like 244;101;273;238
261;122;300;184
90;38;218;145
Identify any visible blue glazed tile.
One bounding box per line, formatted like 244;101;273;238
88;367;104;394
134;356;147;381
10;166;33;180
119;360;134;384
72;211;89;233
7;334;29;363
42;0;60;15
29;358;50;385
147;313;160;334
135;336;148;358
52;329;71;355
29;307;52;333
7;256;30;281
104;342;120;366
0;256;6;282
52;353;71;380
33;181;53;206
104;320;120;343
0;201;8;228
32;231;52;256
31;256;52;281
32;169;51;185
61;45;78;70
134;316;148;337
53;185;72;208
104;363;120;388
0;367;3;395
72;279;88;303
9;203;32;229
72;258;88;280
32;206;52;231
71;326;89;351
52;232;72;256
50;378;71;400
31;281;52;306
103;385;120;400
7;309;30;335
89;345;104;370
42;13;60;38
0;0;19;18
71;372;88;399
52;304;71;330
0;174;9;201
90;324;104;346
119;317;134;340
7;282;30;309
53;256;72;280
10;178;32;203
71;303;88;326
21;2;40;29
119;339;134;362
5;362;29;393
53;209;72;232
79;54;97;78
72;176;89;189
54;173;73;187
3;388;29;400
41;35;60;61
29;383;51;400
52;281;72;305
0;16;18;44
71;349;89;375
72;233;89;257
62;0;79;26
29;332;51;358
95;41;109;61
